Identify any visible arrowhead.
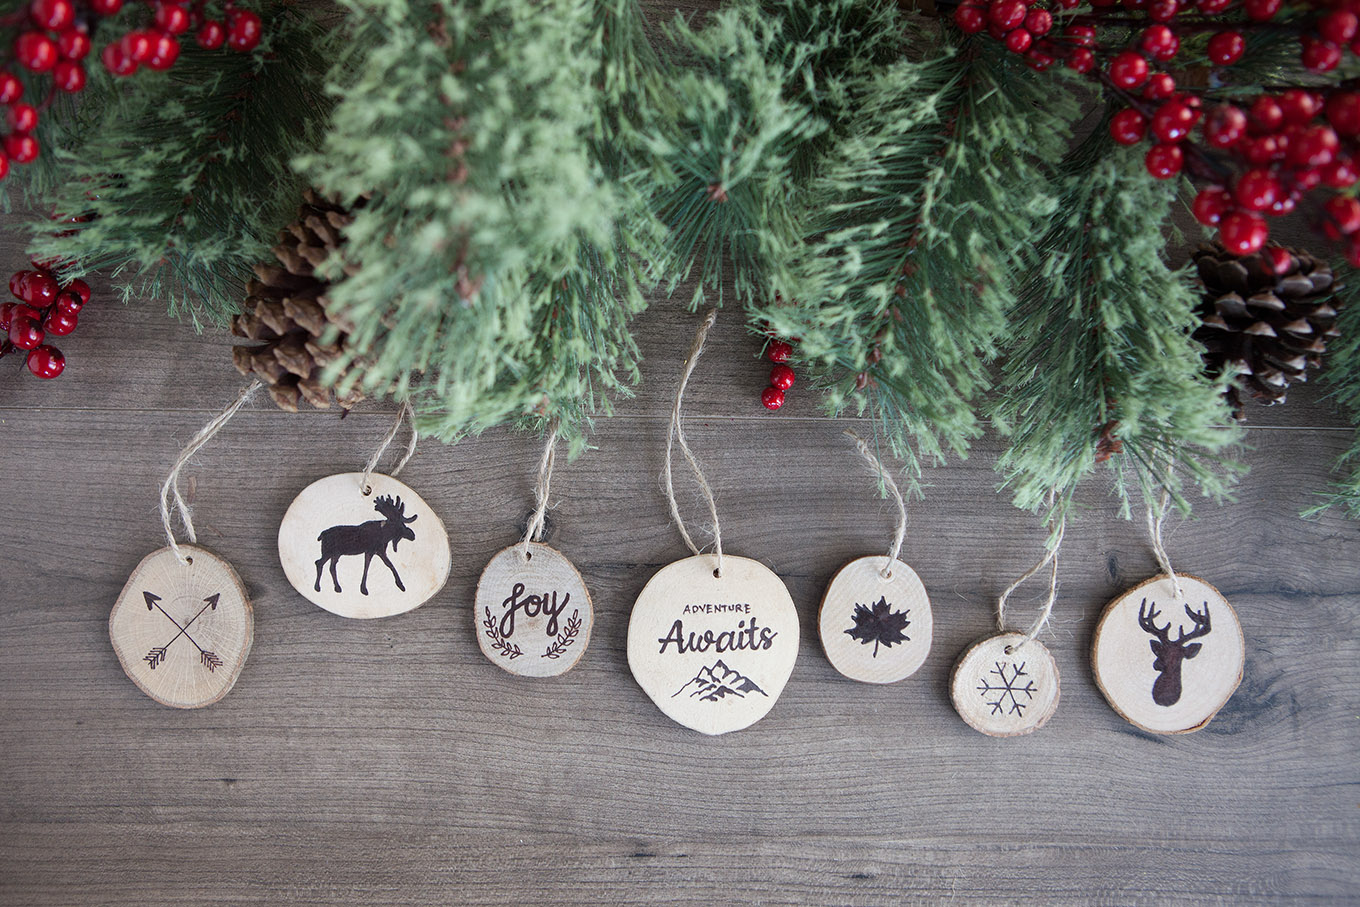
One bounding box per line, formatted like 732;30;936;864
204;593;220;610
143;591;162;611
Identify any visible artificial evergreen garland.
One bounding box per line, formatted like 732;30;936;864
5;0;1360;517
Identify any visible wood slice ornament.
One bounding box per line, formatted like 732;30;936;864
1092;573;1244;734
950;633;1060;737
476;542;593;677
278;472;450;619
110;545;254;709
821;556;931;684
628;554;799;736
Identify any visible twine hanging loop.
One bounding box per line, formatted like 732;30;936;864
843;431;907;578
359;400;417;495
663;310;724;577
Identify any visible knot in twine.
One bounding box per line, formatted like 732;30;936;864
359;400;417;495
521;420;560;560
663;310;724;578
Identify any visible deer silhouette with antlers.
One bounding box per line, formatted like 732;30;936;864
1137;598;1212;707
315;494;418;596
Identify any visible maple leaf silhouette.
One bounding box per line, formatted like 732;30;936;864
845;596;910;657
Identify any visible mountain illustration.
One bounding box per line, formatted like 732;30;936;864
671;660;768;701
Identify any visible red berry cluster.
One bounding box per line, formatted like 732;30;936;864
760;339;796;410
951;0;1360;262
0;264;90;378
0;0;263;180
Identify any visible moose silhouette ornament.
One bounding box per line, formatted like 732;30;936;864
278;472;450;619
1092;573;1245;735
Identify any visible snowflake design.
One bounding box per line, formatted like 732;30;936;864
977;660;1038;717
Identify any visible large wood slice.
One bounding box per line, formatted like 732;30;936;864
819;555;932;684
108;545;253;709
475;543;593;677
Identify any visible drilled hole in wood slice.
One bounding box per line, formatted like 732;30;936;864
475;542;593;678
108;545;253;709
1091;573;1244;735
819;555;932;685
950;632;1060;738
277;472;450;619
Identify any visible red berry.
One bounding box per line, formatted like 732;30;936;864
1109;51;1149;89
1347;235;1360;268
15;32;58;72
1279;89;1321;125
29;0;74;31
1066;47;1095;73
1219;211;1269;255
0;72;21;105
1250;96;1284;133
4;133;37;164
0;153;10;181
26;344;63;378
1320;10;1358;45
1328;92;1360;135
8;314;44;349
155;1;191;34
1324;195;1360;235
1322;158;1360;188
1242;134;1281;165
101;42;136;76
989;0;1027;30
43;307;76;336
1207;31;1245;65
1151;100;1197;142
1287;124;1339;167
197;20;227;48
1243;0;1280;18
1110;108;1148;145
1233;169;1281;211
52;60;84;92
54;289;83;317
121;30;155;64
23;272;58;307
9;271;31;300
0;302;12;329
954;5;987;32
1143;74;1176;102
1148;0;1178;20
1198;0;1231;11
1024;8;1052;35
767;340;793;363
1264;247;1292;274
89;0;122;13
56;28;89;61
7;103;37;133
1064;25;1095;46
1005;28;1033;53
760;386;785;410
1141;25;1178;60
1192;187;1232;226
770;363;796;391
65;278;90;304
1024;47;1055;70
1295;167;1324;192
1302;36;1343;72
1058;0;1080;8
1144;143;1184;179
146;33;180;69
1204;104;1247;147
226;10;262;52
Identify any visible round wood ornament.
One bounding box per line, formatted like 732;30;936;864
109;545;254;709
1092;572;1245;735
277;472;450;619
475;542;593;677
950;633;1060;737
627;554;799;736
819;555;932;684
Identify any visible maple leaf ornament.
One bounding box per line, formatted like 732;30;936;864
845;596;910;657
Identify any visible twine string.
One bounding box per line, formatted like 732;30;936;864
522;421;560;559
663;310;724;577
996;492;1066;653
359;400;417;495
161;380;262;565
843;431;907;578
1146;487;1185;600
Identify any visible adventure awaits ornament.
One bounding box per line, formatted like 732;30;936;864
279;472;450;619
628;554;799;736
110;545;254;709
1092;573;1245;734
477;543;593;677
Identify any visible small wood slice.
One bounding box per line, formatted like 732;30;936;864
819;555;932;684
627;554;799;736
109;545;253;709
277;472;450;619
475;543;594;678
1092;572;1245;735
950;632;1060;737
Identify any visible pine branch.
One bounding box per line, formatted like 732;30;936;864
1310;272;1360;518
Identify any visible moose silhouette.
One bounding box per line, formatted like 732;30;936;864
315;494;418;596
1137;598;1212;707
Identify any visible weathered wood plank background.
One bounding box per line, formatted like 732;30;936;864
2;10;1359;896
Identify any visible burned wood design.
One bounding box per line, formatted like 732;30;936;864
143;591;224;672
314;494;417;596
1138;598;1212;707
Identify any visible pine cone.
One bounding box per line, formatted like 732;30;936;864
231;190;365;412
1191;242;1341;416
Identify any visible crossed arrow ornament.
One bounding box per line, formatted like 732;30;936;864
142;590;224;672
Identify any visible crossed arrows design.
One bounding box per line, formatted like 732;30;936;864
143;591;224;672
